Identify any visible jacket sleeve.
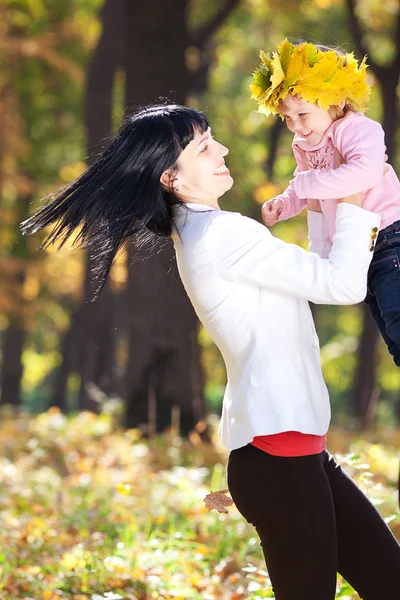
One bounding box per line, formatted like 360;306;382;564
307;210;332;258
293;118;385;199
205;204;380;305
277;145;307;220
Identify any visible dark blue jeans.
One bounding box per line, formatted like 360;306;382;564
366;219;400;367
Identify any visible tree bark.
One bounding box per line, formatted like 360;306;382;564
353;303;380;426
70;0;125;411
347;0;400;428
52;306;81;411
0;317;26;407
122;0;207;434
0;194;31;407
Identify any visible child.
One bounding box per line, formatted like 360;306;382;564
251;40;400;367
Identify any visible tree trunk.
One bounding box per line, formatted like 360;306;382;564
0;195;31;407
353;303;380;425
1;319;26;407
52;307;81;411
346;0;400;427
380;72;398;162
73;0;125;411
123;0;206;434
352;72;399;427
265;117;285;181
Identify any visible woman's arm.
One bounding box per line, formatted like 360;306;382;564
307;210;332;258
205;203;380;305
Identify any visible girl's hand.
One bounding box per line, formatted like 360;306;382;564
262;198;284;226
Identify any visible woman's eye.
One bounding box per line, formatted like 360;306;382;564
200;145;208;153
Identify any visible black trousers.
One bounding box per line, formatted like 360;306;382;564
227;444;400;600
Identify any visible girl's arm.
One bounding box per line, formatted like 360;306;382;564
276;144;308;220
293;117;385;199
205;203;380;305
274;174;307;220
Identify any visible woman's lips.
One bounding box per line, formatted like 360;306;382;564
214;163;230;176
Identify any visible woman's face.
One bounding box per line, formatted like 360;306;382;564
172;127;234;207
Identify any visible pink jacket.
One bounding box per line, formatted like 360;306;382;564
276;111;400;239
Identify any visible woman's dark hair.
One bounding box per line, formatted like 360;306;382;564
21;103;209;294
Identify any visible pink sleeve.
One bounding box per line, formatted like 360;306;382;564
277;145;307;220
293;117;385;200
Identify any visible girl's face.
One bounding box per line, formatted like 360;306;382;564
279;95;336;145
170;127;234;208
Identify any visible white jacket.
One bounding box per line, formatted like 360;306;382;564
172;203;380;451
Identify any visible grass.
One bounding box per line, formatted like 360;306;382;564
0;406;398;599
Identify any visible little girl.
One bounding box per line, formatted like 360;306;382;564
252;40;400;366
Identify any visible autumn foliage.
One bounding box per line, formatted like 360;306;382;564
0;406;398;599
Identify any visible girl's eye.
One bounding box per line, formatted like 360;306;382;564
299;113;306;117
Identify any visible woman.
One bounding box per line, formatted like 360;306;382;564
22;104;400;600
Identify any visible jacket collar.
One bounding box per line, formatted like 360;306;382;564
172;202;220;215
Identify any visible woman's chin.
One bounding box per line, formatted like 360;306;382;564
222;175;234;191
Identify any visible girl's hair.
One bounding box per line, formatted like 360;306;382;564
21;103;209;294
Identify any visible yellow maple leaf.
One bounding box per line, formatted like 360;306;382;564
284;45;309;87
277;39;293;73
250;82;263;100
265;50;285;100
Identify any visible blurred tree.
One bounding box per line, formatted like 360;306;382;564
0;4;38;406
346;0;400;428
50;0;241;431
122;0;240;434
0;0;101;408
1;0;398;430
74;0;125;412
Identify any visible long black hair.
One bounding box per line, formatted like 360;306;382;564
21;103;209;293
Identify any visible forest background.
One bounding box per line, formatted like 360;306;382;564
1;0;400;431
1;1;400;599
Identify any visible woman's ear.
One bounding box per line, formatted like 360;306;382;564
160;170;180;192
160;170;172;189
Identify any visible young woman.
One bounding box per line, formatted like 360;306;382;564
22;104;400;600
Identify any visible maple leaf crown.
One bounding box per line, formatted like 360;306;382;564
251;39;371;117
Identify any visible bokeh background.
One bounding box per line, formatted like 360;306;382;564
0;1;399;599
